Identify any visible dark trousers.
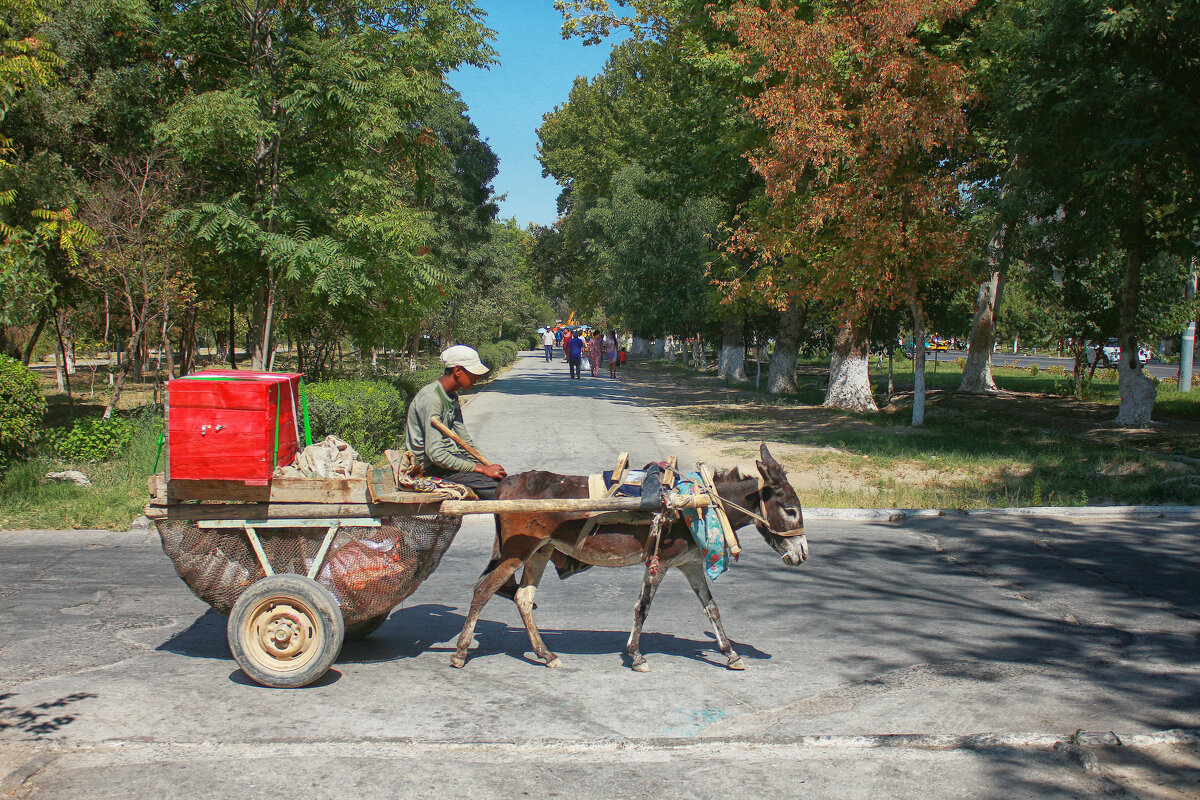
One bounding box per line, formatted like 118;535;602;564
568;357;581;378
544;344;554;361
429;470;501;500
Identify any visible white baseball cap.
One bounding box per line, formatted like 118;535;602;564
441;345;489;375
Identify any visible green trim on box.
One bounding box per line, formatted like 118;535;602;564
153;430;165;474
300;378;312;447
273;383;282;470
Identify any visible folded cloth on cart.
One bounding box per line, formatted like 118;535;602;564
384;449;476;500
274;435;370;479
592;462;676;498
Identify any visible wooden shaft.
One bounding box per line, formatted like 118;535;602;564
143;492;712;521
430;417;492;465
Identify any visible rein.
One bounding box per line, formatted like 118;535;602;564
714;477;806;539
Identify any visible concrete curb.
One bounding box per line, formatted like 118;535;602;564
79;727;1200;754
805;505;1200;522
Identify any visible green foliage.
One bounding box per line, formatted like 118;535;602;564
305;379;406;461
45;415;134;462
0;354;46;465
475;340;518;372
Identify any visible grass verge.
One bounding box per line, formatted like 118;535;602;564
619;355;1200;509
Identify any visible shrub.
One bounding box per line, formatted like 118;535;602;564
45;416;135;462
1028;363;1039;376
0;355;47;467
305;379;406;461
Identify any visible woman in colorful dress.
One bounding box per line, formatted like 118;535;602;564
587;331;602;377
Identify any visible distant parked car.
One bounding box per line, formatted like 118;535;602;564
1086;339;1153;366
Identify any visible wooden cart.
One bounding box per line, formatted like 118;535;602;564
146;471;709;688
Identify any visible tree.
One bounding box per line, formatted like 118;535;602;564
993;0;1200;423
723;0;977;422
158;0;496;370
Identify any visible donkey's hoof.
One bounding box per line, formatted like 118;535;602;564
631;660;650;673
727;657;746;671
546;657;563;669
450;655;466;669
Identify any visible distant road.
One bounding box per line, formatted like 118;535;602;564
929;349;1188;383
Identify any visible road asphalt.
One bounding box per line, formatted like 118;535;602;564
1;351;1198;799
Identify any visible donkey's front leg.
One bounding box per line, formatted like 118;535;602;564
625;562;667;672
451;554;523;669
515;542;561;668
678;560;745;670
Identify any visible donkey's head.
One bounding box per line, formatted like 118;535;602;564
754;444;808;566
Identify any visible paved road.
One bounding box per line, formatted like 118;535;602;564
2;352;1198;798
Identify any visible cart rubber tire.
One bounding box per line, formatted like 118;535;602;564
344;613;388;641
227;574;345;688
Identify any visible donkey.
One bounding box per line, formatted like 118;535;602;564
450;444;809;671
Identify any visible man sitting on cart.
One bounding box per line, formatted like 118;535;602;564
404;345;508;499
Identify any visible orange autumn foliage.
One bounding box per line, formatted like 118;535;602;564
717;0;977;315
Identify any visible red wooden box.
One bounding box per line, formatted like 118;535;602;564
167;370;303;484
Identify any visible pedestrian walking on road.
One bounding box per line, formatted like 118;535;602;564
587;331;602;377
566;332;584;379
561;328;573;363
542;328;556;362
606;332;619;378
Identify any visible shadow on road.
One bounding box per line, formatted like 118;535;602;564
339;603;771;669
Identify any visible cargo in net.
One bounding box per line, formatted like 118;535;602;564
156;514;463;626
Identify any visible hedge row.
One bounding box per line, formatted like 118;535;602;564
0;356;47;468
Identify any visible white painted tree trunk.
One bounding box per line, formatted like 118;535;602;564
1114;237;1155;425
691;333;708;370
768;301;806;394
910;297;927;426
717;318;746;381
960;226;1008;393
824;315;878;412
653;336;667;359
631;336;651;356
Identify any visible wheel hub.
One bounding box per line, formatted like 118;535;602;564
255;605;309;659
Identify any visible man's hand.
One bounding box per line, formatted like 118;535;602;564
475;462;507;480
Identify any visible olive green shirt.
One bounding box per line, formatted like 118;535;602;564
403;380;479;474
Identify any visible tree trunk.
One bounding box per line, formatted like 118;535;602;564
717;318;746;381
768;300;807;394
53;309;74;414
250;281;277;371
652;336;666;359
631;335;650;356
21;310;49;365
228;298;238;369
960;224;1008;393
1114;235;1155;425
824;314;877;412
691;333;708;370
910;296;927;426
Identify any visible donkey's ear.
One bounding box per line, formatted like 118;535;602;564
759;443;783;470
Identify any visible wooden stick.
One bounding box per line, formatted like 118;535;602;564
700;462;742;557
430;417;492;465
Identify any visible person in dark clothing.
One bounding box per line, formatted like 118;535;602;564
566;331;585;379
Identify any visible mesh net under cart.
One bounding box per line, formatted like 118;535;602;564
156;514;463;626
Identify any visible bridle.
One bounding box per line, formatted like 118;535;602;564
712;475;807;539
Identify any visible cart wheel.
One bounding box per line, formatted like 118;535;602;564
227;574;345;688
344;614;388;641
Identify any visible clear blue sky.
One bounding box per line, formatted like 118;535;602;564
449;1;620;229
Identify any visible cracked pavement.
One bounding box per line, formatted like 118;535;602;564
2;352;1199;798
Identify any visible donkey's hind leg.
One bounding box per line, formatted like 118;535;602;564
514;542;561;668
678;559;745;670
625;563;667;673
